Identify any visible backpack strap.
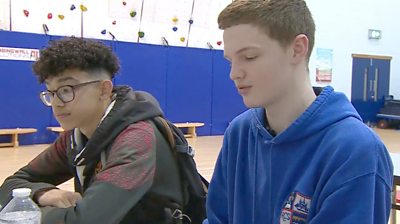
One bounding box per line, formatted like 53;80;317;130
151;116;209;223
153;117;195;157
156;116;176;149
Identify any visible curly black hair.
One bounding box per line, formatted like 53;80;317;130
33;37;120;83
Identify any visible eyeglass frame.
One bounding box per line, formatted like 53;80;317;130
39;80;102;106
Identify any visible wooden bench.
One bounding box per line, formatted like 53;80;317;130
174;122;205;138
47;127;64;133
0;128;38;147
48;122;205;138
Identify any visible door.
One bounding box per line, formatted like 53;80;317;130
351;54;391;123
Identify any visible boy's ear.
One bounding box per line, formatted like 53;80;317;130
291;34;309;64
99;80;113;100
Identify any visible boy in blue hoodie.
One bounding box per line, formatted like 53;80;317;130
204;0;393;223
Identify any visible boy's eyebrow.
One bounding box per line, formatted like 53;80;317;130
57;77;79;83
44;77;79;87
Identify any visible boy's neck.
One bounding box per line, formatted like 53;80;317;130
264;75;316;135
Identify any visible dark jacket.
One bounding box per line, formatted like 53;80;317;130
0;86;183;223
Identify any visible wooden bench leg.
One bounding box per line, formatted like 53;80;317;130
11;134;19;147
187;127;197;138
391;209;396;224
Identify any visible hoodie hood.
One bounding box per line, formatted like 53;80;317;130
73;85;163;166
252;86;362;143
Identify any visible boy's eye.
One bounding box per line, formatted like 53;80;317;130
245;56;257;60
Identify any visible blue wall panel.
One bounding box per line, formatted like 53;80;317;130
0;31;246;144
115;42;168;112
0;32;63;144
166;47;213;136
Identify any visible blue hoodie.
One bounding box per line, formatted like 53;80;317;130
204;86;393;224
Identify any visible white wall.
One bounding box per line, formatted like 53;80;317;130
0;0;10;30
0;0;231;50
307;0;400;98
1;0;398;98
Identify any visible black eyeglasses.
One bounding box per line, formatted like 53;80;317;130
40;80;101;106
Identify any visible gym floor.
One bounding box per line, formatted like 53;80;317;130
0;128;399;222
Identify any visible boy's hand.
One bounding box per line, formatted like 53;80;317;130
37;189;82;208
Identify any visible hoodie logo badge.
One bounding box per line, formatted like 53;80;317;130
280;192;311;224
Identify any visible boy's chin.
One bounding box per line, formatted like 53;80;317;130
59;123;75;131
243;99;263;109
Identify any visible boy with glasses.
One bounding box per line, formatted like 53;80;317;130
0;37;185;223
204;0;393;223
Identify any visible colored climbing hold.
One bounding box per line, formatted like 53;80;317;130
217;41;222;46
58;15;65;20
130;10;137;18
180;37;185;42
101;29;107;35
70;4;76;11
188;19;193;24
172;17;178;23
80;5;88;12
172;27;178;32
122;1;127;6
23;9;29;17
138;31;145;38
112;20;116;25
47;13;53;19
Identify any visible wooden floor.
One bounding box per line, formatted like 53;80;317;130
1;128;400;188
0;128;399;221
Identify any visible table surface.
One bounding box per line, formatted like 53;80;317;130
0;128;37;135
377;114;400;120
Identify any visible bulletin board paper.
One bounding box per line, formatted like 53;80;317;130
316;48;333;83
